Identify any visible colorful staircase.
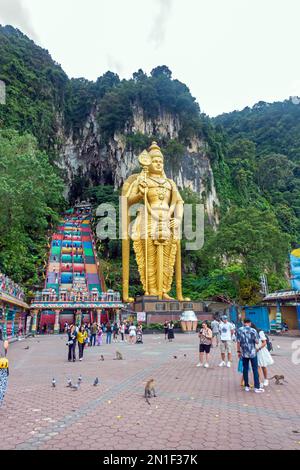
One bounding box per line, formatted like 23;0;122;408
45;212;103;298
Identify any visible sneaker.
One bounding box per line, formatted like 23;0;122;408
79;358;83;362
263;379;269;387
254;388;265;393
219;361;226;367
227;362;231;368
196;363;203;368
204;363;209;368
245;387;250;392
260;383;264;389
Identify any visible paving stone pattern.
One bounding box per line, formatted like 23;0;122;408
1;334;300;450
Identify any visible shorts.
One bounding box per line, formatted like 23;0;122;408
212;332;220;338
199;344;211;354
220;340;232;354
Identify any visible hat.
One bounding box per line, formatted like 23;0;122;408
148;141;164;160
222;315;228;320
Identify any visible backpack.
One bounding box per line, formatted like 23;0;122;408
265;334;273;352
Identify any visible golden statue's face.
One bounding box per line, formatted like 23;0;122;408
149;156;164;175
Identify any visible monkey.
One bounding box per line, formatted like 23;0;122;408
144;379;157;405
269;375;288;385
113;351;123;361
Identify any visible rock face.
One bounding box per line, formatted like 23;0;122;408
58;106;220;225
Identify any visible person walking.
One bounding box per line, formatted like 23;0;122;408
219;315;235;367
85;323;91;347
237;319;264;393
211;318;220;347
91;322;97;347
129;323;137;344
231;321;237;342
77;326;88;361
106;323;112;345
136;325;144;344
97;326;103;346
0;353;9;408
164;321;169;341
113;322;119;343
168;321;175;342
197;322;213;368
252;323;274;388
120;322;125;342
125;322;130;343
67;325;77;362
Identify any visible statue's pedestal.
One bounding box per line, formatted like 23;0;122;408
132;296;212;325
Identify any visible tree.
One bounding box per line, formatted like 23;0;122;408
151;65;172;79
209;206;290;276
256;153;295;191
0;129;65;289
133;69;147;82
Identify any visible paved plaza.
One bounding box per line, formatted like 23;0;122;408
1;333;300;450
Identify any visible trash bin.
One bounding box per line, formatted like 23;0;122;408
180;311;198;332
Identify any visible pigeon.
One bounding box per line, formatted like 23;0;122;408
78;375;82;383
173;356;178;359
71;384;79;391
52;378;56;388
24;346;30;350
100;355;105;362
67;379;72;388
184;354;187;358
93;378;99;386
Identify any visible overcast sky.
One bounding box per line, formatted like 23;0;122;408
0;0;300;116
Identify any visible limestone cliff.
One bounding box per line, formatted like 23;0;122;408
58;106;220;225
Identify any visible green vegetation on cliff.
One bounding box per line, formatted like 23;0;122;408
0;26;68;154
0;129;65;295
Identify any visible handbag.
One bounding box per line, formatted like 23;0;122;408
0;357;9;369
66;340;74;346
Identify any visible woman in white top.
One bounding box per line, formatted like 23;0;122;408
253;324;274;387
129;323;137;344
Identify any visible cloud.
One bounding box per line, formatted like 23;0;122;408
106;54;124;77
149;0;173;49
0;0;38;40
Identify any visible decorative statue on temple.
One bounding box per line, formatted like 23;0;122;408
122;142;187;302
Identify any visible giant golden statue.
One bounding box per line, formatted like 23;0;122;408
122;142;186;302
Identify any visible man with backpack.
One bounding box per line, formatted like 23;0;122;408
237;319;265;393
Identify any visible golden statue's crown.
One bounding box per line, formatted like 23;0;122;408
148;141;164;160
